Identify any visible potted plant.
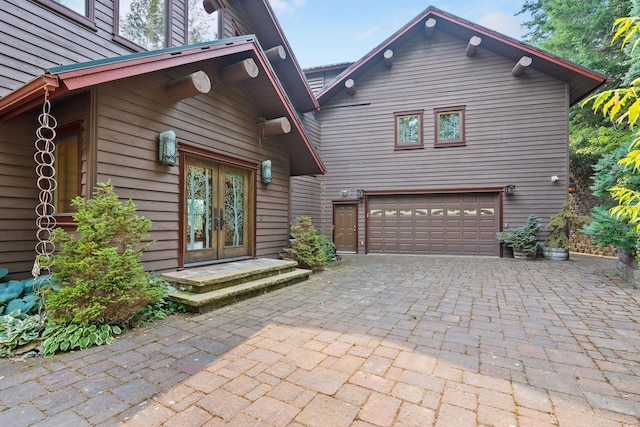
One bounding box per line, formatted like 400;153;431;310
497;214;542;259
543;201;575;261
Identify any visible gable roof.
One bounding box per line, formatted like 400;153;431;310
0;36;325;176
316;6;608;106
234;0;319;113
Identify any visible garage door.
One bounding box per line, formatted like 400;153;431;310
368;193;499;256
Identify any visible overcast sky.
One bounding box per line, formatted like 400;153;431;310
269;0;530;69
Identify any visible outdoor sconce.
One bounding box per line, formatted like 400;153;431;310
261;160;272;184
568;181;576;194
504;184;516;197
356;189;365;200
158;130;177;166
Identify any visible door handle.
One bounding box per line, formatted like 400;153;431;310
219;208;225;229
213;207;219;231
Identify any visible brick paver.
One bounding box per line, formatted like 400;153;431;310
1;254;639;426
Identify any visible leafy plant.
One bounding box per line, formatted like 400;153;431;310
0;312;45;357
129;278;186;327
46;182;162;325
0;276;51;316
582;141;640;254
496;214;543;255
281;216;334;271
545;201;577;249
42;323;122;358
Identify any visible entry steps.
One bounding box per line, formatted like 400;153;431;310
162;258;311;313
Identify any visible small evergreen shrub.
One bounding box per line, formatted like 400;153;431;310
496;214;542;255
281;216;334;271
545;201;576;249
46;182;163;325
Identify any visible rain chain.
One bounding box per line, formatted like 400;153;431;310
32;91;58;313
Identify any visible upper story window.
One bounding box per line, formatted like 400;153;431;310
395;110;423;150
116;0;169;50
188;0;219;43
37;0;95;27
435;106;466;147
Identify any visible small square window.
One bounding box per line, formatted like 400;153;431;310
435;106;466;147
394;110;423;149
116;0;168;50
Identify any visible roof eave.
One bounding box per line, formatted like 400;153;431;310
317;6;609;106
0;75;61;122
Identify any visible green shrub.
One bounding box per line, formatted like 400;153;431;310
497;214;542;255
129;278;186;327
545;201;577;250
281;216;334;271
46;182;162;325
582;141;640;255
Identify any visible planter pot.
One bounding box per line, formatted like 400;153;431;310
512;249;536;260
543;247;569;261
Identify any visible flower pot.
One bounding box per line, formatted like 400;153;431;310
543;247;569;261
512;249;536;260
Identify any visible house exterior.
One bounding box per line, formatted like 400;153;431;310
295;7;608;257
0;0;325;279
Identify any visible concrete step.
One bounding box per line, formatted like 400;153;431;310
167;268;311;313
162;258;298;294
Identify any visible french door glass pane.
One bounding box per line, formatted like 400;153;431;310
224;172;244;247
186;165;213;250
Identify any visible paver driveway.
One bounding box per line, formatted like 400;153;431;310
1;254;639;426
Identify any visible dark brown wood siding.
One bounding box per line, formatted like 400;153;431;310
290;114;324;231
94;62;292;272
314;31;571;251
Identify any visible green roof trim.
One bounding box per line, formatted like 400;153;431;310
47;35;256;74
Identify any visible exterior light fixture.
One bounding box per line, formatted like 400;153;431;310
261;160;272;184
356;189;365;200
568;181;576;194
158;130;177;166
504;184;516;197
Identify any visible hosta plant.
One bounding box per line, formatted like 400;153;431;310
0;312;45;357
42;323;122;358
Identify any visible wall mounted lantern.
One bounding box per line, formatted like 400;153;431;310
504;184;516;197
261;160;272;184
356;189;365;200
568;181;576;194
158;130;177;166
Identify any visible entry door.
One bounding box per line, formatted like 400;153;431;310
184;156;252;264
334;204;357;252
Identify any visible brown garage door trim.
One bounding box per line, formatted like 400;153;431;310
364;188;505;256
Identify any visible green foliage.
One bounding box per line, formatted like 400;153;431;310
129;278;187;327
496;214;543;255
0;312;45;357
583;206;639;255
46;182;162;325
582;141;640;253
545;201;577;249
0;268;7;280
0;276;49;316
41;323;122;358
520;0;633;182
281;216;334;271
583;15;640;232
